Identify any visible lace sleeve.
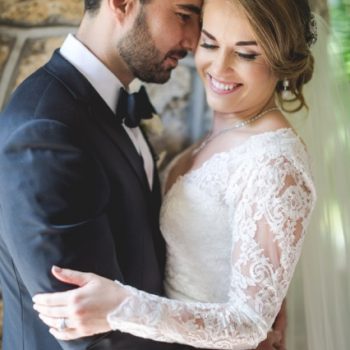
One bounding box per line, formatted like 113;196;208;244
107;154;316;349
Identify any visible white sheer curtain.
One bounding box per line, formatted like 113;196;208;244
286;15;350;350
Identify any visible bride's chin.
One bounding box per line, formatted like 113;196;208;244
206;101;237;116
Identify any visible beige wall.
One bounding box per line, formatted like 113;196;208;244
0;0;83;106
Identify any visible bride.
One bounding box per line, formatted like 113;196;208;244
33;0;317;348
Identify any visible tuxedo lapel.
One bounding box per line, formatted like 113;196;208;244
139;126;162;202
138;127;164;268
44;50;150;194
87;94;151;193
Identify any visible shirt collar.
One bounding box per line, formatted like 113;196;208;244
60;34;123;114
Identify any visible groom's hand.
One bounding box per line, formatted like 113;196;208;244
254;333;283;350
271;299;287;350
254;299;287;350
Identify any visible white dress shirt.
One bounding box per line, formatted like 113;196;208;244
60;34;154;189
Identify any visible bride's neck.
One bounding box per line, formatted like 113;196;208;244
211;110;256;133
211;103;277;133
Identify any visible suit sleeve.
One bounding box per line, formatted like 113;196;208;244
0;118;122;349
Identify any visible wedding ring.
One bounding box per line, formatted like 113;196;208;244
58;317;67;331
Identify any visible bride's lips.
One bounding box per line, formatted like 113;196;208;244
207;73;242;95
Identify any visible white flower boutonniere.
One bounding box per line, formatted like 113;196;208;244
140;114;167;169
156;150;167;169
140;113;164;137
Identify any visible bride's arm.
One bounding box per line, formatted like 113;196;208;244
105;155;316;349
33;154;315;349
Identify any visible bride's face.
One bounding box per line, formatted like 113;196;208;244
195;0;278;116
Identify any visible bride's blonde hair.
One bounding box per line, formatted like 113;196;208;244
204;0;315;112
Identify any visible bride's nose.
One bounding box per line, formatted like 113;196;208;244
211;49;235;76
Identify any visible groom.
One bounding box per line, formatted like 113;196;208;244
0;0;202;349
0;0;284;349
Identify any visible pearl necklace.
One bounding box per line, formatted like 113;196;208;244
193;107;280;155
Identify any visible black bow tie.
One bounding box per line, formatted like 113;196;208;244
116;86;156;128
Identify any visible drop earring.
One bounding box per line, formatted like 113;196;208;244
282;79;292;100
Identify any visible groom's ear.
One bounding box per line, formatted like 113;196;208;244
108;0;139;22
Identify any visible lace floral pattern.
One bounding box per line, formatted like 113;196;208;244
108;128;316;349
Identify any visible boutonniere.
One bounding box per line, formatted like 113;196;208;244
140;114;167;169
156;150;167;169
140;113;164;137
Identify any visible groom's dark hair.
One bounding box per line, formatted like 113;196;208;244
84;0;150;14
84;0;102;13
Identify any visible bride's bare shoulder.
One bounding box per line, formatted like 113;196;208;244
255;110;293;133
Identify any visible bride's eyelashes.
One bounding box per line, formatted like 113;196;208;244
236;52;260;61
199;42;218;49
199;42;260;61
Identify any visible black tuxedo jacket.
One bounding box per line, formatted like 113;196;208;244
0;50;186;350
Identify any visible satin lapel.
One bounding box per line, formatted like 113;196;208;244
139;126;159;165
139;127;164;268
139;126;162;201
88;96;151;193
44;50;150;193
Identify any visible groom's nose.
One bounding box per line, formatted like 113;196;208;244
181;24;201;53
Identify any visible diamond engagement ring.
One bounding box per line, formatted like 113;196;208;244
58;317;68;331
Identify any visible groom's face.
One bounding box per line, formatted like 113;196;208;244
118;0;202;83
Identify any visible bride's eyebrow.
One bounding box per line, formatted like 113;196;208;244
236;41;257;46
202;30;257;47
202;29;216;40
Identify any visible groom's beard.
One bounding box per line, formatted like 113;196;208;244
117;8;187;84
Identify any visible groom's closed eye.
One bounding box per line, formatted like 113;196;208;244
175;4;201;22
176;12;193;23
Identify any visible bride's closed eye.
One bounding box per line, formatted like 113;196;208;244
199;42;218;49
199;42;260;61
235;52;260;61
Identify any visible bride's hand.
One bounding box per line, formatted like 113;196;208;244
32;266;128;340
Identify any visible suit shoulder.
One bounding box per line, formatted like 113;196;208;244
0;67;86;132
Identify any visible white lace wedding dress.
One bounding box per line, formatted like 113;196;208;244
108;128;316;349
